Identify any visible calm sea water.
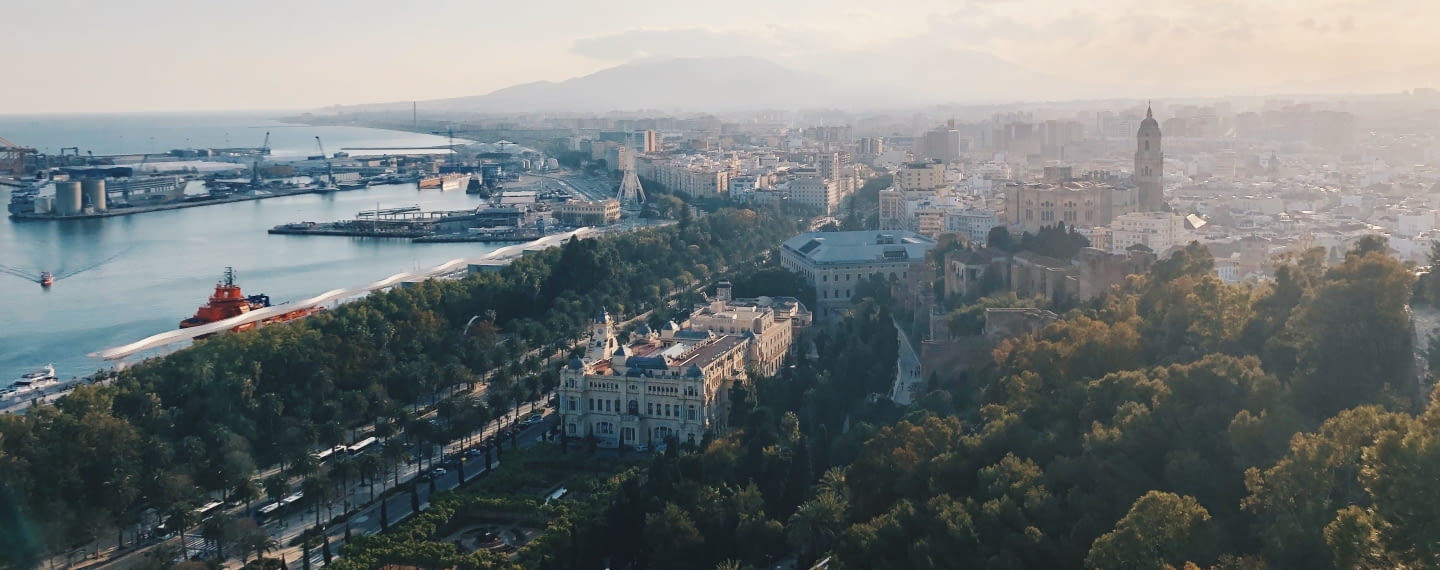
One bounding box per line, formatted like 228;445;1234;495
0;112;454;158
0;114;503;381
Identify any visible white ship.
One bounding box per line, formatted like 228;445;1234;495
5;364;58;397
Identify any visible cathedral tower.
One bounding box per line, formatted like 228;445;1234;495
1135;104;1164;211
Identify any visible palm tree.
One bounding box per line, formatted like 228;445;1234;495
232;478;261;514
381;439;408;489
301;474;333;527
263;474;290;506
358;454;384;501
331;455;360;513
786;491;848;564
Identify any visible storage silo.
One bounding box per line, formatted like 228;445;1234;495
81;179;107;212
54;181;83;216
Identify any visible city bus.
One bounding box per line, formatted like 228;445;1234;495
347;436;378;456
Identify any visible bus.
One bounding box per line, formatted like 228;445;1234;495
312;444;347;463
347;436;378;456
193;500;224;520
256;491;305;522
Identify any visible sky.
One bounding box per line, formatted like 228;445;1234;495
2;0;1437;114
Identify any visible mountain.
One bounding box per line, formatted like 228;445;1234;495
345;56;894;114
338;54;1064;114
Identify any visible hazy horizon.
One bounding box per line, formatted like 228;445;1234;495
4;0;1437;114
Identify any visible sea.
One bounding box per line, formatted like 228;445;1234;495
0;113;508;382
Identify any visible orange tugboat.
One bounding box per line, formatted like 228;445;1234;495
39;272;53;288
180;267;323;333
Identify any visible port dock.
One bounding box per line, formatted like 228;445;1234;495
12;186;322;220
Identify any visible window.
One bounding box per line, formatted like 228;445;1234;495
567;424;576;434
568;397;578;411
628;400;639;415
647;402;654;415
597;422;614;435
588;398;595;411
688;406;697;421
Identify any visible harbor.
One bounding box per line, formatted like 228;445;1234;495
267;175;623;242
0;114;636;382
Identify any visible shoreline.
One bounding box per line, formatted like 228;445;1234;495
9;187;320;221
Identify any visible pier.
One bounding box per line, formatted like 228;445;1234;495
89;228;597;361
11;186;320;220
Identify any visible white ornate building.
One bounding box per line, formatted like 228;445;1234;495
557;294;805;449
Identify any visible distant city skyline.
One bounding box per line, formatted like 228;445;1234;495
3;0;1437;114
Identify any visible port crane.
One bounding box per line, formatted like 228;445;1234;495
430;126;487;160
0;135;37;174
261;131;271;155
315;136;335;188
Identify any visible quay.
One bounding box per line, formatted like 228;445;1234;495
11;186;321;221
90;228;597;361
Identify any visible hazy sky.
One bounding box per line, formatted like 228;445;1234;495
3;0;1436;113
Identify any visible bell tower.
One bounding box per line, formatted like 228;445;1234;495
586;308;618;362
1135;103;1164;211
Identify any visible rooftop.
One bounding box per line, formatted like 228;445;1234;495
782;230;937;265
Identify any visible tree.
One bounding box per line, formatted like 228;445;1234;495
224;518;273;564
787;490;849;564
987;226;1016;251
232;479;260;514
263;475;290;506
1085;491;1215;570
644;503;704;568
1285;244;1417;418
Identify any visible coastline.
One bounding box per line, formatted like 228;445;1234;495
10;186;321;221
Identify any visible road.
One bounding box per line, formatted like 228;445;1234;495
531;172;615;202
274;410;558;569
891;320;922;406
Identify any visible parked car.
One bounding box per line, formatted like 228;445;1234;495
632;443;649;453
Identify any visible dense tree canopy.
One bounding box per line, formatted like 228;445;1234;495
0;205;808;564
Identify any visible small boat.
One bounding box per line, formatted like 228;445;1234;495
39;271;53;287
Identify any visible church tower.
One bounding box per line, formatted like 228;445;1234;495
1135;104;1164;211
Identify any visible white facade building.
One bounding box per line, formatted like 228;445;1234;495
1109;211;1189;254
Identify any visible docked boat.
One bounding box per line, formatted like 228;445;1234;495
7;364;59;397
39;271;53;287
419;173;468;191
337;181;369;191
440;174;467;191
180;267;324;333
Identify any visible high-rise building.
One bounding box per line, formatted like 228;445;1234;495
895;160;947;197
1135;104;1164;211
858;137;885;156
643;130;658;153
